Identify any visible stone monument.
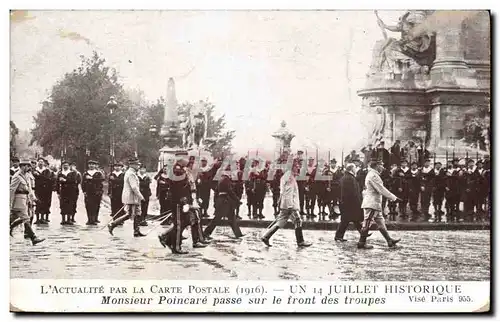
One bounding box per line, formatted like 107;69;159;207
358;10;490;159
272;120;295;160
158;78;188;167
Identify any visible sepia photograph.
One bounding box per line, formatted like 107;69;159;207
9;7;491;313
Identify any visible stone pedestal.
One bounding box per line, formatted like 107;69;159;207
358;10;490;160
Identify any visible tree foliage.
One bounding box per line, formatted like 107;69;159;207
10;121;19;158
30;51;235;171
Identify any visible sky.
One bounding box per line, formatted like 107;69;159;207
10;10;404;158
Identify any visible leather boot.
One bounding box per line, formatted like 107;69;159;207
379;228;401;248
295;227;312;247
24;223;45;246
10;218;24;237
357;227;374;249
261;225;279;247
133;216;146;237
191;224;207;248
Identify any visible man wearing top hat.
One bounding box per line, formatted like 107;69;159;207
108;162;125;221
82;160;105;225
10;159;45;245
107;158;146;237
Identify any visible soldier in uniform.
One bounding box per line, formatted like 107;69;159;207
380;165;392;218
419;159;435;221
270;159;284;217
10;160;45;245
445;160;460;222
56;160;80;225
432;161;447;222
406;161;421;221
261;161;312;248
305;157;318;219
254;162;269;219
395;159;410;219
196;157;212;218
329;159;343;220
463;159;478;222
386;164;400;221
233;158;246;219
138;164;152;226
294;152;307;217
482;159;491;220
81;160;105;225
245;159;260;219
107;158;146;237
158;158;208;254
316;162;331;219
474;160;487;221
155;164;172;222
10;157;20;179
69;161;82;223
33;157;54;225
355;159;368;193
108;162;125;220
203;170;244;239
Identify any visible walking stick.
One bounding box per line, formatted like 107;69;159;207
99;204;126;230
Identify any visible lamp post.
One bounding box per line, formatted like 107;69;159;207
106;96;118;170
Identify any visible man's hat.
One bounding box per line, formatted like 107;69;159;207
113;162;124;167
19;159;31;166
220;170;231;178
308;156;314;160
476;160;484;164
88;160;98;165
128;158;140;165
411;161;418;166
435;162;442;165
37;157;46;162
330;158;337;163
11;157;20;163
297;150;304;154
467;158;475;164
201;156;208;161
70;161;77;165
452;158;460;162
401;159;408;163
61;160;70;166
30;160;37;165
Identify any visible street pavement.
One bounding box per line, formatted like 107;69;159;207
10;190;490;281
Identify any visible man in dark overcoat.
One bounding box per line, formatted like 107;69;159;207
334;163;369;242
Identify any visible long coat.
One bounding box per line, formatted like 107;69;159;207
361;168;398;211
340;172;363;222
10;171;35;217
122;168;144;205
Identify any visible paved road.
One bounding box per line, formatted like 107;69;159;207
10;191;490;281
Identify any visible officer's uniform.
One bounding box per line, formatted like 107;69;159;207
317;165;333;219
108;164;125;220
270;166;284;217
394;164;409;218
329;164;343;220
158;161;208;254
10;161;45;245
81;160;105;225
463;162;478;221
254;167;268;219
387;167;400;221
155;167;172;221
232;160;246;218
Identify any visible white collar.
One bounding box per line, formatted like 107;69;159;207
87;169;97;175
411;169;419;174
113;170;123;176
138;173;147;179
422;166;432;173
401;167;409;173
61;169;71;176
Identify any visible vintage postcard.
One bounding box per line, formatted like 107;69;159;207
9;9;491;313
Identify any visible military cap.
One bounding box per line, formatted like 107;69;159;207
19;159;31;166
139;163;147;168
411;161;418;166
330;158;337;163
61;160;70;165
476;160;483;164
30;160;37;165
401;159;409;163
435;162;442;165
37;157;46;162
201;156;208;161
87;160;98;165
11;157;20;163
113;161;124;167
70;161;77;165
452;158;460;162
297;150;304;154
220;170;231;178
127;158;140;165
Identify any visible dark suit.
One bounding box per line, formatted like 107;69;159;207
335;171;363;239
